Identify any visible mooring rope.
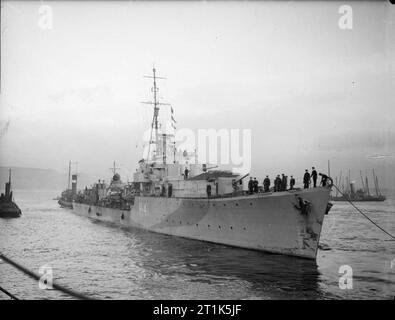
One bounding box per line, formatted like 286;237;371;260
0;285;19;300
332;184;395;240
0;252;95;300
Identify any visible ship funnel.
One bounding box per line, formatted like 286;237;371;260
71;174;78;197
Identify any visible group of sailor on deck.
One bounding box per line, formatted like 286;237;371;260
247;166;329;194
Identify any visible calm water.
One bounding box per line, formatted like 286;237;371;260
0;190;394;300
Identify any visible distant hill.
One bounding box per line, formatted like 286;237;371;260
0;167;98;191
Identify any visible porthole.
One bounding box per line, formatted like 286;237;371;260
208;224;210;228
235;203;239;206
196;223;199;227
230;226;233;230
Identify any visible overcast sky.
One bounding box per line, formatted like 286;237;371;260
1;1;394;189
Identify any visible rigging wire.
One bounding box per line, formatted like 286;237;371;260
0;252;95;300
332;184;395;240
0;285;18;300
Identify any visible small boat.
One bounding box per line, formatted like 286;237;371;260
0;169;22;218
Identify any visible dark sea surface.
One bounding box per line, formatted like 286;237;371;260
0;189;394;300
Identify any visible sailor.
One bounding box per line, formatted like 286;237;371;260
303;169;311;189
319;173;329;187
184;167;189;180
275;175;281;192
282;174;288;191
248;177;253;194
311;167;318;188
253;178;259;193
281;174;285;191
206;184;212;198
263;176;270;192
290;176;295;190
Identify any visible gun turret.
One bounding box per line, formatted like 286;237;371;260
234;173;250;185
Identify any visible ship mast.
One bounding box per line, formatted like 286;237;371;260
109;161;120;176
142;67;170;162
68;160;71;191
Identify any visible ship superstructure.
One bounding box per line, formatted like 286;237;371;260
72;68;333;260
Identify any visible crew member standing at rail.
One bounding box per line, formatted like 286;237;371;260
275;175;281;192
206;184;212;198
311;167;318;188
303;170;310;189
253;178;259;193
248;177;253;194
184;167;189;180
263;176;270;192
319;173;329;187
290;175;295;190
281;174;285;191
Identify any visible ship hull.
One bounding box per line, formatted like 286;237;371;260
0;202;22;218
72;187;331;260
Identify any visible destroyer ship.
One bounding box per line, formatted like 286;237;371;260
71;68;333;260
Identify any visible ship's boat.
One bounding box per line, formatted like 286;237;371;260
71;68;333;260
0;169;21;218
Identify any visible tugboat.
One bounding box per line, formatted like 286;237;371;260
57;161;78;209
0;169;22;218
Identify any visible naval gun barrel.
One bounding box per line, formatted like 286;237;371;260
234;173;250;185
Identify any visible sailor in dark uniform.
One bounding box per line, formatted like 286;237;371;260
311;167;318;188
206;184;212;198
248;177;253;194
281;174;285;191
253;178;259;193
184;167;189;180
275;175;281;192
303;170;310;189
263;176;270;192
290;176;295;190
319;173;329;187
